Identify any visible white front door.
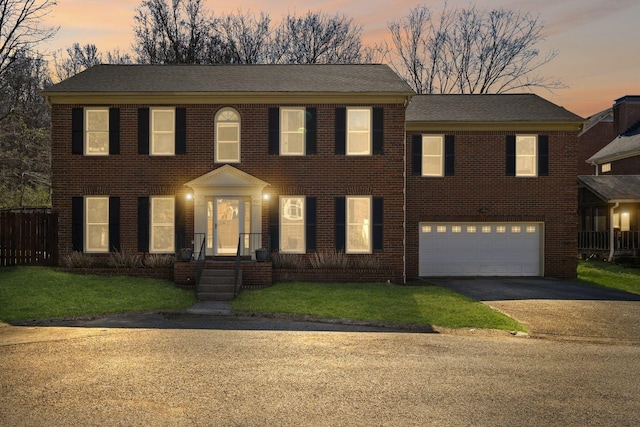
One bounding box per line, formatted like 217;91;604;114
211;197;243;256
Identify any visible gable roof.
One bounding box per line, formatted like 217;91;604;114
586;124;640;164
579;107;613;136
578;175;640;202
406;94;584;131
42;64;414;104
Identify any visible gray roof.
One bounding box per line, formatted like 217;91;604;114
42;64;414;94
406;94;584;123
578;175;640;202
586;129;640;164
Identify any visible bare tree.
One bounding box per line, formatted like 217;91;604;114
133;0;218;64
53;43;133;81
0;50;52;207
271;11;363;64
218;10;271;64
386;4;564;94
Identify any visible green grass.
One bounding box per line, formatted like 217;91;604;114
232;281;526;332
577;260;640;294
0;266;196;322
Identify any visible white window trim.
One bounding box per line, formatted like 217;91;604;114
516;134;537;177
150;196;175;253
422;134;444;177
215;107;241;163
280;107;306;156
85;196;109;253
84;108;109;156
346;107;372;156
346;195;372;254
150;107;175;156
280;196;306;253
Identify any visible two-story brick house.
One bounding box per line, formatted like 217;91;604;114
42;64;583;283
42;64;413;284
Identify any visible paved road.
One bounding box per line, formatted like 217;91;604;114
1;322;639;426
428;277;640;344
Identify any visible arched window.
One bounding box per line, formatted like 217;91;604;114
215;108;240;163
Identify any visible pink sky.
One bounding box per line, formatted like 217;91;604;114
42;0;640;118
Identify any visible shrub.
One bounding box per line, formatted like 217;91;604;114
108;248;142;268
352;256;381;269
310;250;349;269
143;253;176;268
271;252;308;269
62;251;96;268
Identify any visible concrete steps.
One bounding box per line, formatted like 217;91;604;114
197;269;241;301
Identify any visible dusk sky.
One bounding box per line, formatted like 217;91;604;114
42;0;640;118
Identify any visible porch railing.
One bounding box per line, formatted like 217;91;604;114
194;233;206;291
578;230;640;253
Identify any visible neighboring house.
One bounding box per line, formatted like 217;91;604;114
577;108;614;176
582;95;640;175
577;95;640;260
406;94;583;278
578;175;640;260
42;65;584;283
41;64;413;284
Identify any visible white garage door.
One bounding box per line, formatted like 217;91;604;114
419;222;543;276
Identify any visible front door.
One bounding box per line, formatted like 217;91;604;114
212;197;243;256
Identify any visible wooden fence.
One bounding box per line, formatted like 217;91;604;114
0;209;58;266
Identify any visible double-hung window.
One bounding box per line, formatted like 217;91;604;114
85;108;109;155
346;196;372;253
150;196;175;253
215;108;240;163
422;135;444;176
347;108;371;155
515;135;537;176
151;108;175;155
85;196;109;252
280;196;305;253
280;108;305;155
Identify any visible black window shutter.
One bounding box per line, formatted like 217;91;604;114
71;197;84;251
109;108;120;155
175;108;187;154
138;197;150;252
373;107;384;155
72;108;83;154
109;197;120;251
444;135;455;176
306;108;317;155
306;197;317;252
138;108;149;155
335;197;346;251
538;135;549;176
506;135;516;176
268;198;279;252
412;135;422;176
372;197;383;252
175;196;186;250
268;108;279;155
335;107;346;155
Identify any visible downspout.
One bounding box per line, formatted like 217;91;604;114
402;96;410;284
608;202;619;262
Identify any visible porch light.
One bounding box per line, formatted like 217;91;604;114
263;193;270;201
185;192;193;201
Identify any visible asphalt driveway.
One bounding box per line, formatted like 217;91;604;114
428;277;640;344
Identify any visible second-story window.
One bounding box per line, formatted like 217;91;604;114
151;108;175;155
215;108;240;163
347;108;371;155
280;108;305;155
515;135;537;176
85;108;109;155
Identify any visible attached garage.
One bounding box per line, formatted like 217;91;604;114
419;222;543;276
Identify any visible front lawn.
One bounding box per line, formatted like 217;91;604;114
0;266;196;322
577;259;640;294
232;281;526;332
